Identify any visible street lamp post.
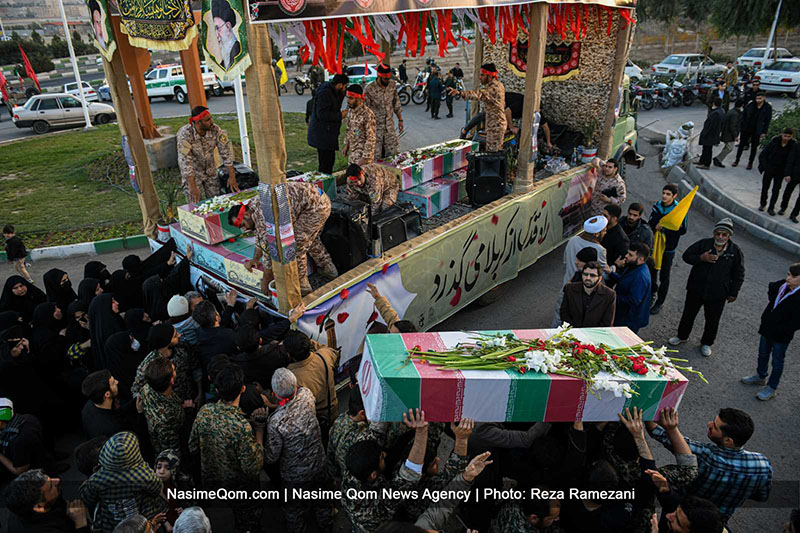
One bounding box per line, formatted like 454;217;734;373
57;0;94;130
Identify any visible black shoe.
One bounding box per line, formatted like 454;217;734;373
434;116;441;120
650;303;663;315
732;159;739;167
446;114;453;118
791;216;799;223
778;209;786;215
768;208;776;216
713;158;725;168
746;163;753;170
758;205;766;212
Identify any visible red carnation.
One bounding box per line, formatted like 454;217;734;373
597;348;605;355
602;356;607;362
340;289;350;300
518;367;527;374
508;356;517;362
413;345;422;351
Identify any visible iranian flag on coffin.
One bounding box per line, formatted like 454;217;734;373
359;327;688;422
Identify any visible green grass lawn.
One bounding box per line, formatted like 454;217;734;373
0;111;347;248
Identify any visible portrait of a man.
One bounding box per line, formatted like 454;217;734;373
212;0;240;69
89;0;107;50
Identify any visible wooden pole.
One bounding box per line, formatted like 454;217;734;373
469;31;483;121
111;15;159;139
245;23;302;313
598;19;633;160
102;52;161;238
514;3;548;193
380;39;392;66
179;11;208;111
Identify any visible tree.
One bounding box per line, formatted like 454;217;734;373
72;30;83;43
31;30;43;45
710;0;800;38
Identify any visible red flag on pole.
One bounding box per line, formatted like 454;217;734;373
18;45;41;93
0;71;8;101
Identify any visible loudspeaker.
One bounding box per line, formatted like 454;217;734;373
371;203;422;252
466;152;507;207
218;162;259;194
321;197;370;273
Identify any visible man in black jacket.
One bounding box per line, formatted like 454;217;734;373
780;141;800;223
733;91;772;170
758;128;795;215
398;59;408;83
697;97;724;169
713;99;742;168
4;469;90;533
601;204;630;265
668;218;745;358
741;263;800;401
307;74;349;174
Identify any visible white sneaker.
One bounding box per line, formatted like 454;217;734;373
668;336;686;346
700;345;712;357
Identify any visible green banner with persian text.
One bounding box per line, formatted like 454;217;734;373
118;0;198;51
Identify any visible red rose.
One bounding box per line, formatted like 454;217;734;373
602;356;607;362
518;367;527;374
340;289;350;300
507;356;516;362
382;264;389;274
597;348;605;355
315;315;325;326
413;345;422;351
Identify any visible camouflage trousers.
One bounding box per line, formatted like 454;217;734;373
262;201;335;289
283;473;336;533
485;114;507;152
183;172;221;202
376;127;398;159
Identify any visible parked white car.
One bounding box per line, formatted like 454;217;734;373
651;54;726;77
283;46;299;66
144;64;218;103
754;59;800;99
13;93;116;134
63;81;99;102
625;59;642;81
736;47;794;70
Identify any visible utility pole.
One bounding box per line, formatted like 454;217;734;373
57;0;94;130
763;0;783;65
233;75;251;168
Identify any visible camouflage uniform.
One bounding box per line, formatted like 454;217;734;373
131;346;197;403
140;384;185;459
401;451;469;520
265;386;334;532
365;80;402;158
250;183;336;289
189;400;264;533
342;460;422;533
590;171;627;217
327;414;376;481
462;78;507;152
176;122;234;201
489;503;564;533
344;103;377;166
345;163;399;216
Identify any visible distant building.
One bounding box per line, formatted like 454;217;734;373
0;0;89;22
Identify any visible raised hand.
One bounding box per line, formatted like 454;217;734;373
463;451;493;482
403;408;428;431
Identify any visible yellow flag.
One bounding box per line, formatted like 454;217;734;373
277;58;288;86
652;186;697;270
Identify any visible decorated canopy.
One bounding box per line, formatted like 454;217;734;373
118;0;199;51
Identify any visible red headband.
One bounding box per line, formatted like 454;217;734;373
347;175;360;182
480;68;498;78
232;204;247;227
275;389;296;407
190;109;211;124
346;90;364;100
377;71;392;78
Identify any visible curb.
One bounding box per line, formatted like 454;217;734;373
668;165;800;257
0;234;149;263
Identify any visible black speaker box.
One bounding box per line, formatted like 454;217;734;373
321;197;371;273
217;162;259;193
466;152;507;207
371;203;422;252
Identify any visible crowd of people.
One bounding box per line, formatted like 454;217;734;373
1;174;797;533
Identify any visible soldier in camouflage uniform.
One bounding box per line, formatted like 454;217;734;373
344;163;399;216
342;409;429;533
342;84;377;166
230;182;337;295
265;368;335;532
451;63;507;152
189;364;264;533
131;323;200;406
365;63;404;159
177;106;238;202
489;501;564;533
327;387;379;482
140;357;187;459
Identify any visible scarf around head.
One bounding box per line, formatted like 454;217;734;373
0;276;47;323
43;268;76;312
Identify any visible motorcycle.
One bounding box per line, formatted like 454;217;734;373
397;82;412;106
294;73;313;95
411;68;429;105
